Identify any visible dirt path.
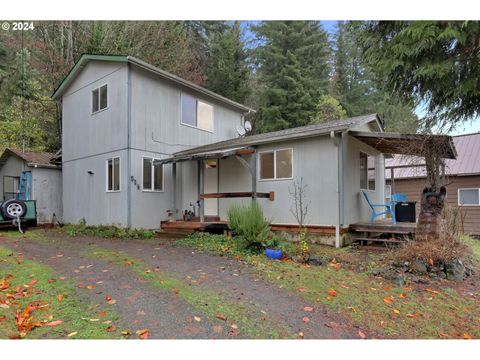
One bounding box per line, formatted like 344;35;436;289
1;231;359;339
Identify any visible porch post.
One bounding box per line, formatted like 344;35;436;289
251;150;257;202
172;162;177;219
198;160;205;222
390;167;395;195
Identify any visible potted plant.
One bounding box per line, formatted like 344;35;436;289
264;237;283;260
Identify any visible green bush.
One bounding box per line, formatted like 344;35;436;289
62;222;155;240
227;202;270;250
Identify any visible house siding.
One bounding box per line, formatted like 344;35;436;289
387;175;480;235
31;167;63;223
0;156;26;201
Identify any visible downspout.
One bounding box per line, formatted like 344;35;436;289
331;130;345;248
126;63;132;228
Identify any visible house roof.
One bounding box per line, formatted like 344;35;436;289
51;54;254;113
0;148;59;171
385;132;480;179
172;114;383;158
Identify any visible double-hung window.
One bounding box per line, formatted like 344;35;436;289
106;157;120;192
360;152;376;190
458;188;480;206
181;94;214;132
259;149;293;180
92;84;108;113
142;157;164;192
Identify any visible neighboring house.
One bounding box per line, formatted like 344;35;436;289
53;54;455;247
385;133;480;235
0;148;62;224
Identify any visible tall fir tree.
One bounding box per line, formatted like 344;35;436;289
252;21;331;132
331;21;419;133
204;21;251;104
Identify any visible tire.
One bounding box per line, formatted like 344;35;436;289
1;199;27;220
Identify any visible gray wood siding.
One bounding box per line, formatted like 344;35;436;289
0;156;26;201
387;175;480;235
31;167;63;223
343;135;385;226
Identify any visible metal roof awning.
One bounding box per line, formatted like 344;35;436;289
349;131;457;159
154;146;256;165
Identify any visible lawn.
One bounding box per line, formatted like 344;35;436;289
0;245;120;339
176;233;480;339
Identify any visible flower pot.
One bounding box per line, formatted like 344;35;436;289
265;248;283;260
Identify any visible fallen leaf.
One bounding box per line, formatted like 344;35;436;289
106;326;117;332
463;333;473;340
383;297;393;304
67;332;77;337
194;316;201;322
86;285;96;290
231;324;238;329
398;293;407;298
89;319;100;322
47;279;56;283
107;299;116;305
105;294;112;301
98;311;107;317
358;330;366;339
298;288;306;293
46;320;63;326
407;313;421;318
121;330;131;336
0;304;10;309
303;306;314;312
384;287;391;291
28;279;38;286
393;309;400;314
0;316;7;322
425;288;440;295
103;320;112;324
428;258;434;266
215;314;227;321
438;332;449;338
136;329;149;340
327;289;337;297
302;317;310;323
57;294;64;302
298;331;304;339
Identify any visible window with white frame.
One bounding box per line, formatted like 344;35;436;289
360;152;376;190
181;94;214;132
259;149;293;180
142;157;163;191
458;188;480;206
92;84;108;113
106;157;120;192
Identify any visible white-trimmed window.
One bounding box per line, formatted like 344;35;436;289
360;152;376;190
259;149;293;180
142;157;164;192
181;94;214;132
92;84;108;113
106;157;120;192
458;188;480;206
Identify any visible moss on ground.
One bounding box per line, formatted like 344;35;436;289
0;246;120;339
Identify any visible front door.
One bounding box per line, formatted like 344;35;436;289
204;160;218;217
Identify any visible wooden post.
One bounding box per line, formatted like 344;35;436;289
198;160;205;223
172;162;177;219
251;150;257;202
390;167;395;195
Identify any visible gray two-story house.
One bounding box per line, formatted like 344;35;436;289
54;54;461;247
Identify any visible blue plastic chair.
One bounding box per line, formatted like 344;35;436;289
362;191;395;224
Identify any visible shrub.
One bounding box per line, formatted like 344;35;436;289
227;202;270;250
62;223;155;240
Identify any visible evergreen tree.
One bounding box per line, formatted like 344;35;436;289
312;95;347;124
252;21;331;132
331;21;419;133
204;21;251;104
355;21;480;129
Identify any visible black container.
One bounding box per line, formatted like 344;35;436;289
395;202;416;222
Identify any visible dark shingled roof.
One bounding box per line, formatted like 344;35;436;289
0;148;59;170
174;113;382;157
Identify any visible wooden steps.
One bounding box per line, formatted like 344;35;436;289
349;220;415;247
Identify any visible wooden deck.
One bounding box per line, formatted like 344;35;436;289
159;220;228;236
350;219;416;246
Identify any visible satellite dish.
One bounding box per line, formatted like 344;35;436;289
244;120;252;132
236;125;246;136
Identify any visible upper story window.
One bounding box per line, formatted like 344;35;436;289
142;157;164;192
106;157;120;192
92;84;108;114
458;188;480;206
259;149;293;180
360;152;376;190
181;94;214;132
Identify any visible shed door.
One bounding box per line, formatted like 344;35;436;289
204;160;218;216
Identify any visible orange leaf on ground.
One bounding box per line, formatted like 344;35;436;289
86;285;96;290
107;299;116;305
399;293;407;298
298;288;306;293
438;332;449;338
407;313;421;318
46;320;63;326
303;306;314;312
327;290;337;297
302;317;310;323
383;297;393;304
358;330;366;339
47;279;56;283
463;333;473;340
57;294;64;302
106;326;117;332
215;314;227;321
136;329;149;340
105;294;112;302
384;287;391;291
28;280;37;286
0;316;7;322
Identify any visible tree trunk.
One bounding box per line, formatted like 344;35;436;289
416;186;446;240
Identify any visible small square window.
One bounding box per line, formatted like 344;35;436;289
259;149;293;180
459;189;480;206
92;84;108;113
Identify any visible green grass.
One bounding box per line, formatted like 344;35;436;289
461;235;480;261
176;234;480;339
84;246;291;339
0;246;120;339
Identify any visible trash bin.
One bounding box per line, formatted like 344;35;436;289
395;202;416;222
